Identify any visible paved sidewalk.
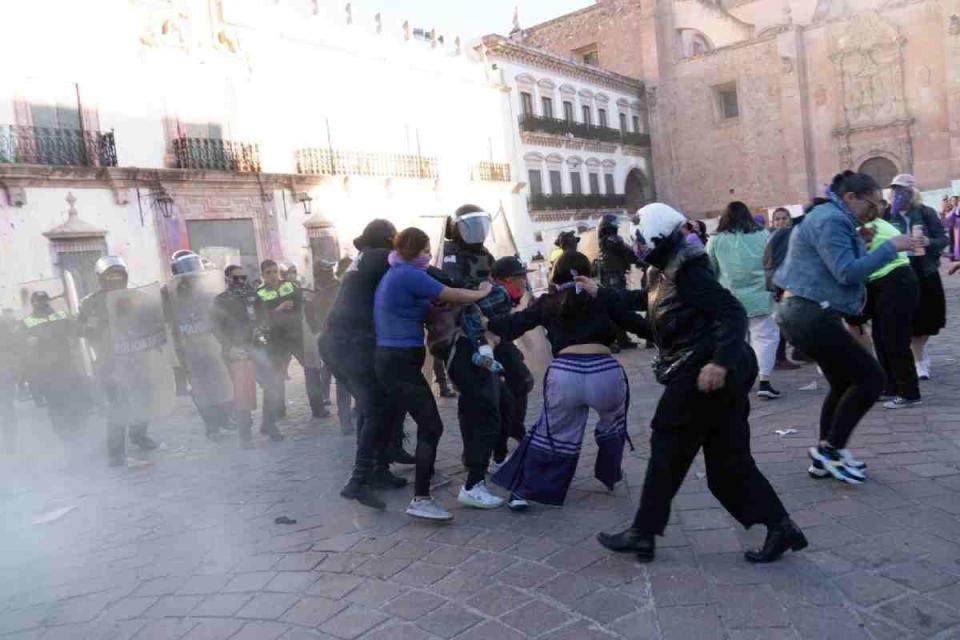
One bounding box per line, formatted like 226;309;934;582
1;275;959;640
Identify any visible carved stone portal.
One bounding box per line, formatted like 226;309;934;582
830;11;908;132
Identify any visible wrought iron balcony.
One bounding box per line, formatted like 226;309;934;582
519;114;622;144
622;131;651;147
0;125;117;167
172;137;261;172
471;161;511;182
295;148;438;179
528;193;627;212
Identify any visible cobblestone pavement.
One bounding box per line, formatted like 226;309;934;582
2;275;960;640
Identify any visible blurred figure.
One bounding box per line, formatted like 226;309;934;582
21;291;89;439
707;202;781;400
680;221;704;249
0;308;21;453
304;260;354;430
596;214;643;350
770;207;792;230
79;256;159;466
884;174;947;381
549;230;580;267
211;265;266;448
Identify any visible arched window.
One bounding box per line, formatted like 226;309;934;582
858;157;899;189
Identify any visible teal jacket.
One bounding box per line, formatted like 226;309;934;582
706;229;773;318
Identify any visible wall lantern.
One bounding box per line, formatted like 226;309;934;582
294;191;313;216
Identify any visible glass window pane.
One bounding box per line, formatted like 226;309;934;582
549;170;562;195
528;169;543;195
581;105;591;125
570;172;582;195
604;173;616;195
589;173;600;194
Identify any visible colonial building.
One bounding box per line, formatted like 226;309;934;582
0;1;516;310
480;34;653;250
517;0;960;216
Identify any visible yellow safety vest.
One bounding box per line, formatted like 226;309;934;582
23;311;67;328
256;281;297;302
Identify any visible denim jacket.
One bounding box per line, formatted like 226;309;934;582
773;201;897;315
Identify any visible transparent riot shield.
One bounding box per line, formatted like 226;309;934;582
106;283;176;424
166;271;232;409
64;270;94;376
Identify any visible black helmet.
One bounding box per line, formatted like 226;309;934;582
598;214;620;236
171;250;203;275
446;204;492;246
353;219;397;251
492;256;530;280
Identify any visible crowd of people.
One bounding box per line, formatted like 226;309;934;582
0;169;952;566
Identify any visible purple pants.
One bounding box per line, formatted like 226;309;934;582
492;354;628;505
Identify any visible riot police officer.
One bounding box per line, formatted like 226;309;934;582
597;214;643;350
438;204;504;509
78;256;159;465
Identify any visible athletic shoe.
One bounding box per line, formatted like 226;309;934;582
757;382;781;400
340;478;385;510
808;446;865;484
370;467;408;490
489;458;506;474
807;460;830;479
916;361;931;381
883;397;922;410
877;392;897;402
406;497;453;521
457;481;504;509
507;496;529;511
837;448;867;470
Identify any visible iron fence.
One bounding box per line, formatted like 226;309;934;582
472;161;511;182
528;193;627;211
172;137;261;172
295;148;438;179
0;125;118;167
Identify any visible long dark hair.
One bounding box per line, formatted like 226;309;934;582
717;201;762;234
550;251;593;321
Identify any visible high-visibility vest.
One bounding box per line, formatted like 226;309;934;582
256;281;297;302
23;310;67;329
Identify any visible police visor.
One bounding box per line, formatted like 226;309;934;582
456;211;491;245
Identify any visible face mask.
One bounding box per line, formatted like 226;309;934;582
412;255;431;270
891;189;912;216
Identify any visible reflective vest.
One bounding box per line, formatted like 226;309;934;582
23;310;67;328
256;281;296;302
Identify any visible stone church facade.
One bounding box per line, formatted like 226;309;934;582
518;0;960;216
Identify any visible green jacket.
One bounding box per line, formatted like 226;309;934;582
706;229;772;318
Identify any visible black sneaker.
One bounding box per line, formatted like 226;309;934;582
340;478;385;510
757;381;781;400
370;467;408;490
808;445;864;484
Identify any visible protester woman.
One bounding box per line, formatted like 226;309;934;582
487;251;634;511
884;174;948;381
591;203;803;564
774;171;918;484
707;202;781;399
771;208;792;230
373;227;491;521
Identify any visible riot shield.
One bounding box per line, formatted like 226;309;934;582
106;283;177;424
167;271;233;409
64;270;93;376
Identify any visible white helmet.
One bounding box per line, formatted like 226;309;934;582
636;203;687;247
94;255;128;276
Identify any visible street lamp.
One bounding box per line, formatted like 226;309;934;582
154;187;175;218
294;191;313;216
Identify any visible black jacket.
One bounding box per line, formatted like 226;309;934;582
884;204;947;276
324;248;391;342
763;226;794;293
211;285;266;353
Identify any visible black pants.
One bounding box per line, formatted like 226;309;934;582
444;338;501;487
320;333;394;480
30;367;89;439
494;342;532;461
777;297;884;448
318;360;353;424
868;266;920;401
433;358;449;389
375;346;444;496
633;351;788;535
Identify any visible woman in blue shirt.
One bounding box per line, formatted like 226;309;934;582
774;171;918;485
374;227;492;521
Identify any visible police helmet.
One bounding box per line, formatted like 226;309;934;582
447;204;492;246
636;203;687;248
170;250;203;276
95;255;128;277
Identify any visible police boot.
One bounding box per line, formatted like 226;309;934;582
596;528;655;562
129;424;158;451
340;469;386;510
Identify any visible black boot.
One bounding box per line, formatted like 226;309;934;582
129;425;158;451
596;528;655;562
744;517;807;563
340;474;386;510
371;466;408;489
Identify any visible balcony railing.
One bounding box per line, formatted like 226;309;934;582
0;125;117;167
622;131;651;147
296;148;438;179
529;193;627;211
519;114;622;144
172;137;261;172
471;161;511;182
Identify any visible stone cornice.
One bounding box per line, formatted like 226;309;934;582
520;132;620;154
481;34;643;95
0;165;325;190
831;118;915;137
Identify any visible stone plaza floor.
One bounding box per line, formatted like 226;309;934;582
1;274;960;640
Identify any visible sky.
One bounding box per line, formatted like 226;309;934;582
377;0;596;40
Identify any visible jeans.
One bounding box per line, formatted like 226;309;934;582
375;346;444;496
632;347;788;534
868;266;920;401
748;315;780;378
445;337;501;488
776;296;884;449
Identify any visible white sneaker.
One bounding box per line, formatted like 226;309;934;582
837;448;867;470
507;496;529;511
457;481;504;509
916;361;931;381
489;459;506;474
405;497;453;521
